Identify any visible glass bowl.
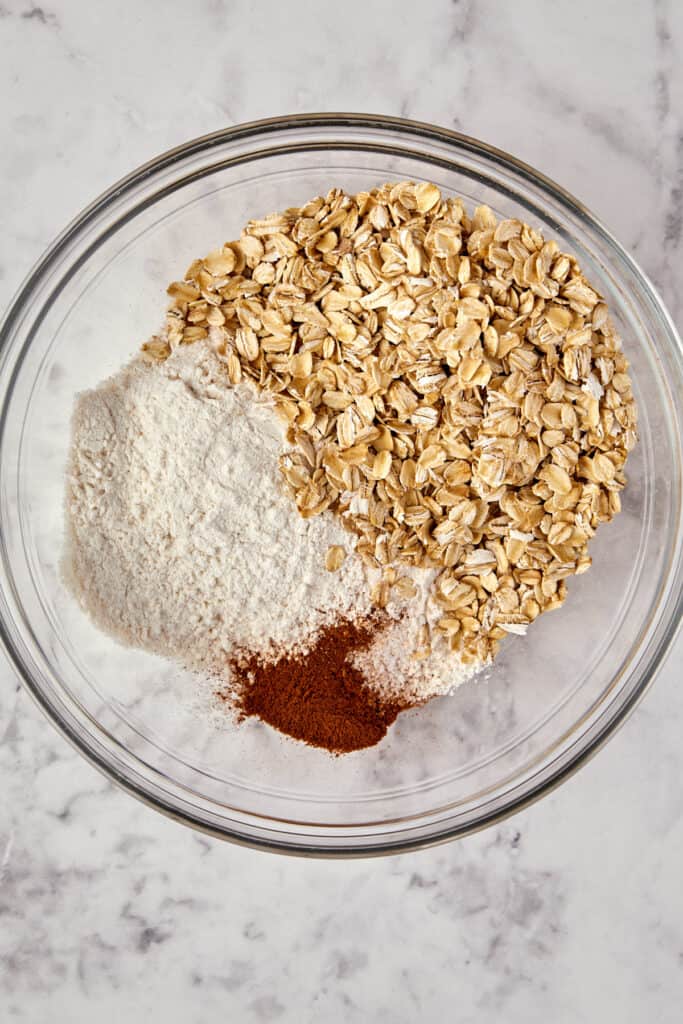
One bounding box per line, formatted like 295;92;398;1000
1;114;682;857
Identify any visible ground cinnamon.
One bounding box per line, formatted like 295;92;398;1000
227;614;413;754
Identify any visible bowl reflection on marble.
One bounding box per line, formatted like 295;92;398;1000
0;114;682;856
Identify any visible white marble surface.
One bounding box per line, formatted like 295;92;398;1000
1;0;682;1020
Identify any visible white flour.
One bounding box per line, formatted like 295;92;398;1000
65;342;478;702
64;345;370;672
354;568;480;701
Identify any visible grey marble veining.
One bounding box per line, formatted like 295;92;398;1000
1;1;682;1021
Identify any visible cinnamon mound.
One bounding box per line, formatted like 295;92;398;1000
229;615;414;754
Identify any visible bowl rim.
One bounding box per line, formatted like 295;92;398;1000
1;111;682;857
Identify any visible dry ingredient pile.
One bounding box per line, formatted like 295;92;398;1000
65;181;638;754
65;344;371;662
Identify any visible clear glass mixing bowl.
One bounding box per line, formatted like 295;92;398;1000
1;115;682;856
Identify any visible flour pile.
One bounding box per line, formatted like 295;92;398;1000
65;345;370;668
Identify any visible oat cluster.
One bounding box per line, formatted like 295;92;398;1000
144;183;638;664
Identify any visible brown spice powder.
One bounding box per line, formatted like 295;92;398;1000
227;615;414;754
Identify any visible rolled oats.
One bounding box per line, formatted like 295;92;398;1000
148;183;638;664
325;545;346;572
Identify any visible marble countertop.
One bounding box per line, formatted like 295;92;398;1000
1;1;682;1020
